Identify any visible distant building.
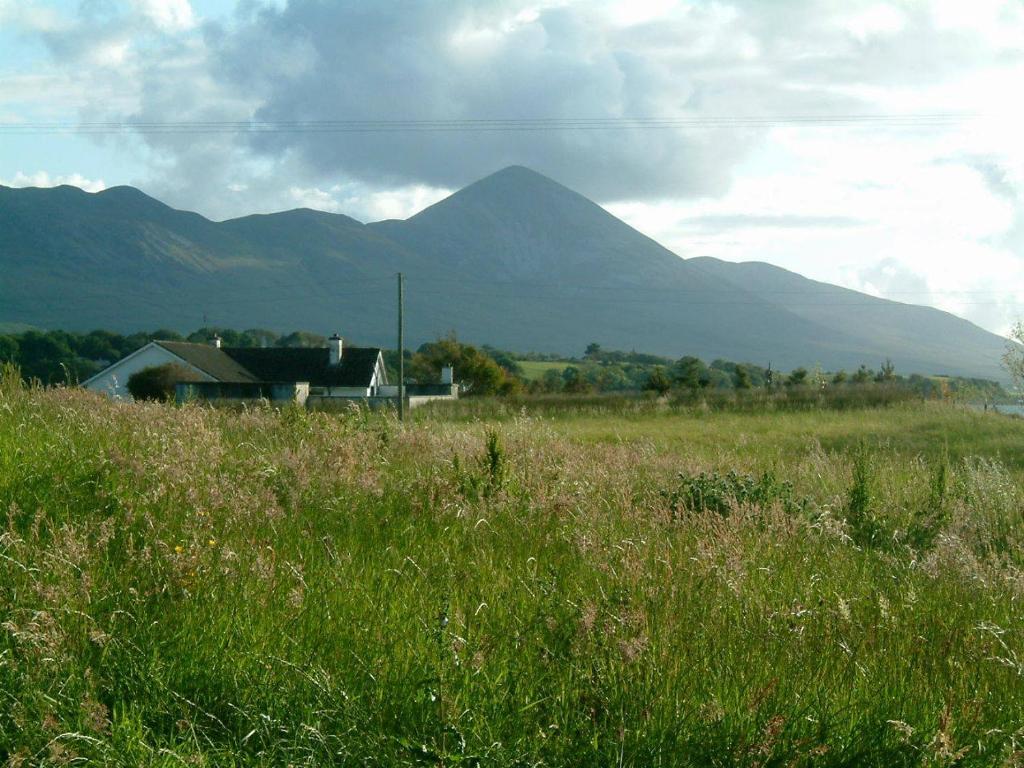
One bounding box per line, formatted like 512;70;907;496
82;334;457;408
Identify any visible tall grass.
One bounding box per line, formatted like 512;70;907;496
415;384;923;422
2;372;1024;765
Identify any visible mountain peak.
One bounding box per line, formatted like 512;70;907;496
464;165;572;196
400;164;594;230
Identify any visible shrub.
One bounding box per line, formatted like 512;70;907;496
662;469;806;517
126;363;199;402
846;446;886;547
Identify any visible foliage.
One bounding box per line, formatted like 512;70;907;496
1004;321;1024;391
643;366;672;395
845;445;884;547
2;386;1024;763
0;328;1015;404
787;367;809;387
876;358;897;382
0;327;339;386
734;364;751;389
410;334;513;395
662;469;806;517
126;363;200;402
674;355;708;390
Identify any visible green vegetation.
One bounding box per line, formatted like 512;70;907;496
508;346;1014;402
126;363;200;402
2;327;1013;405
1005;321;1024;390
3;368;1024;764
4;172;1013;382
0;327;327;385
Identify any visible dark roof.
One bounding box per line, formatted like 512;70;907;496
223;346;382;387
155;341;382;387
157;341;258;382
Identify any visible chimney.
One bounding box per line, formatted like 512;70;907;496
212;334;222;349
328;333;343;366
440;364;454;385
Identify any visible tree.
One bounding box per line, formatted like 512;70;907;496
787;367;808;387
78;330;122;362
832;369;848;385
561;366;591;394
15;331;74;383
540;368;564;393
674;356;708;390
481;346;524;377
0;336;18;364
584;342;602;359
876;358;896;382
1005;322;1024;391
644;366;672;395
734;364;751;390
410;335;508;395
851;365;872;384
127;363;200;402
275;331;327;349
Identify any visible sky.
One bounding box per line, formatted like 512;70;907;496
1;0;1022;336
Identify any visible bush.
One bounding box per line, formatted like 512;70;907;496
661;469;806;517
126;363;199;402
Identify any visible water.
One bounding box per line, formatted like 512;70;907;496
970;403;1024;417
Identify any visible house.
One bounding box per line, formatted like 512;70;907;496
82;334;457;407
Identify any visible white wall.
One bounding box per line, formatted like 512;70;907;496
83;344;213;400
324;386;372;397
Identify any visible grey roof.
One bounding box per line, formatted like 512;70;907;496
154;341;382;387
157;342;258;382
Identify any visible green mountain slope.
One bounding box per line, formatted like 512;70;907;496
0;167;1011;379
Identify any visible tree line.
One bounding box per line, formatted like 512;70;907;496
0;327;1011;402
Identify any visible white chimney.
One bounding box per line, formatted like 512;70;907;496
440;365;454;385
212;335;222;349
329;334;343;366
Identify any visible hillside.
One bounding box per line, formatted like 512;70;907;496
0;166;1012;378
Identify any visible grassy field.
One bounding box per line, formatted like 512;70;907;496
515;359;573;380
3;372;1024;765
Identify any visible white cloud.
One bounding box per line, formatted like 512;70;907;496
3;0;1024;336
842;4;907;42
0;0;70;33
1;171;106;192
131;0;196;32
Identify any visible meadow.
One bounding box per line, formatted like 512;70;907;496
2;369;1024;766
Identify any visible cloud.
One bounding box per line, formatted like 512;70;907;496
0;170;106;192
4;0;1024;335
132;0;196;32
684;214;866;231
202;0;765;201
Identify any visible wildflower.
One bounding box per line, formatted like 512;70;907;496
208;538;217;547
174;545;184;554
837;596;852;622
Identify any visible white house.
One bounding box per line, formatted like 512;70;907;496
83;334;458;407
83;334;389;402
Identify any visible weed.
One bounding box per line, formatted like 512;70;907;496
845;444;887;547
1;387;1023;764
662;469;807;517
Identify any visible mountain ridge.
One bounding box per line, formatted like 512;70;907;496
0;167;1011;380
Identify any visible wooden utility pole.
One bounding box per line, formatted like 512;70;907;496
397;272;405;422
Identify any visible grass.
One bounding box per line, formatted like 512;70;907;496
515;359;573;380
2;371;1024;765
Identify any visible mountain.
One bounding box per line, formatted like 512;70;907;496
0;166;1012;379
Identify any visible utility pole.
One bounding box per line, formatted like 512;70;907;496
397;272;405;422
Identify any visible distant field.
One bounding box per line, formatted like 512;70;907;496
3;376;1024;764
515;359;573;379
